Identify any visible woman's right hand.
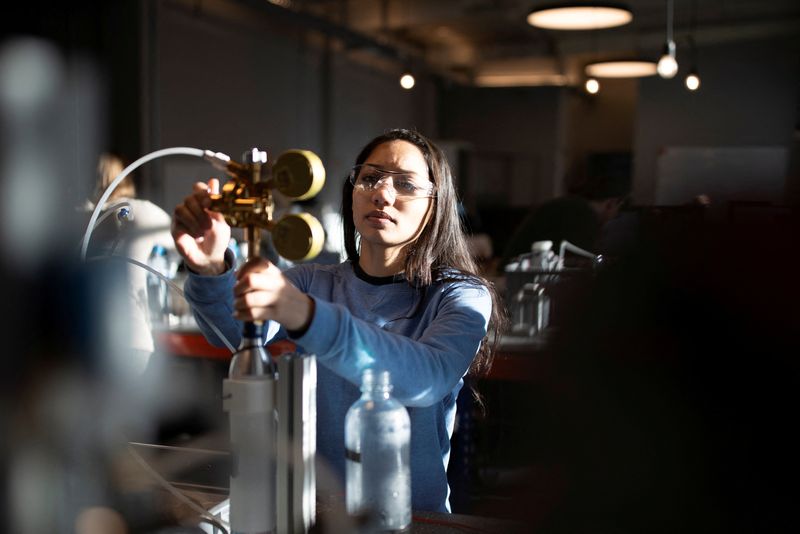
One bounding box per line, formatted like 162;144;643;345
171;180;231;276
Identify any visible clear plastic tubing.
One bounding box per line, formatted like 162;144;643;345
87;254;237;353
80;147;205;261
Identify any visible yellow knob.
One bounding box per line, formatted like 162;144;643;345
272;213;325;262
272;150;325;200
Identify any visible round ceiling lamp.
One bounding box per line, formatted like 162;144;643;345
585;60;658;78
399;72;416;90
685;70;700;91
527;2;633;30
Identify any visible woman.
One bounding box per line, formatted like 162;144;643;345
172;128;505;513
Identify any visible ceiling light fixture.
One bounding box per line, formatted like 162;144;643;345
656;0;678;78
474;73;568;87
583;30;601;94
527;2;633;30
685;71;700;91
684;38;700;91
585;60;658;78
400;72;415;90
684;1;701;91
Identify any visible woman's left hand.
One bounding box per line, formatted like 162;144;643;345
233;258;314;332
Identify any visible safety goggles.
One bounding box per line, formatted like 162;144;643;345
348;164;436;200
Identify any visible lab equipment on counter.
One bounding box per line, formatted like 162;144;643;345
224;321;277;533
206;148;325;263
506;239;603;339
201;349;317;534
345;369;411;532
506;240;556;338
276;352;317;534
211;147;324;534
512;282;550;337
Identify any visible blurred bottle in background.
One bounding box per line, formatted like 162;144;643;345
146;244;170;326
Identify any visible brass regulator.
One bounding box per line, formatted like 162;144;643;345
206;148;326;262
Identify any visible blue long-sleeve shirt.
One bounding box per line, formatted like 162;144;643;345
184;259;492;512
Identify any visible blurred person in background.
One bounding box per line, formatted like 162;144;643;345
83;152;175;374
502;168;631;266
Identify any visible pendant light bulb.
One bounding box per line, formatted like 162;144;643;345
685;71;700;91
400;72;415;90
657;40;678;79
658;0;678;79
585;78;600;94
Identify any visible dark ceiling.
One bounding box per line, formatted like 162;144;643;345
277;0;800;86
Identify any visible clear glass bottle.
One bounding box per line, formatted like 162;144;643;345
146;244;169;325
345;369;411;532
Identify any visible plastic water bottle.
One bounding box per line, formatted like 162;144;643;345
146;244;169;324
345;369;411;532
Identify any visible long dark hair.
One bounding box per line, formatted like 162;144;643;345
341;128;507;381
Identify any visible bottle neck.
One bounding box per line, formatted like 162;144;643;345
360;369;392;399
362;385;391;400
230;321;275;377
242;321;264;340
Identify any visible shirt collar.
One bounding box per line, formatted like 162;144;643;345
352;260;405;285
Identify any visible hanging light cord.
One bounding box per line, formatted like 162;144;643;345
666;0;674;44
689;0;698;64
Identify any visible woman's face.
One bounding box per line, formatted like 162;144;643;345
352;140;433;258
